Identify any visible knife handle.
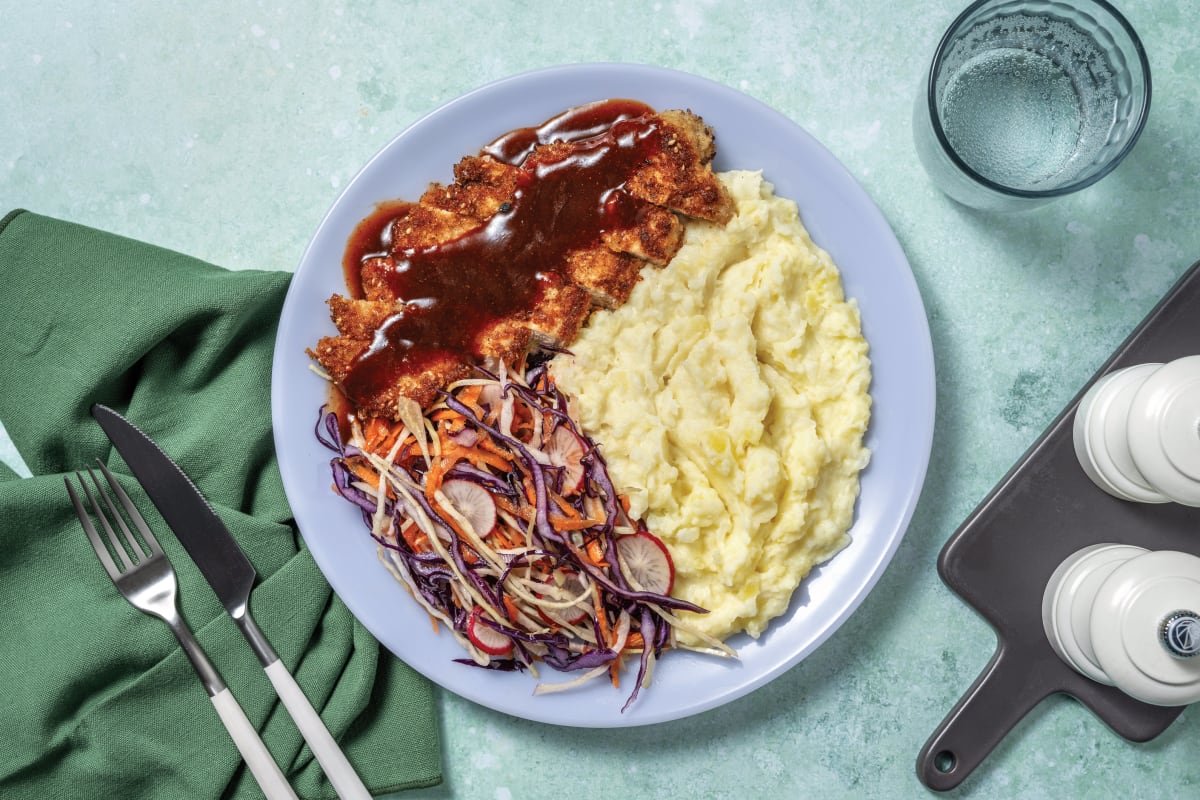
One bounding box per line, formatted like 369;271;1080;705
264;659;373;800
210;687;299;800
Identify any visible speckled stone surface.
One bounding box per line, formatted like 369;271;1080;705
3;2;1198;798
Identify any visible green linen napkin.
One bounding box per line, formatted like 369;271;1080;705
0;210;442;799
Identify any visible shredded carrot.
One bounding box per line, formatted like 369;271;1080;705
477;435;513;459
492;525;525;550
324;357;699;710
457;383;484;408
398;521;429;554
593;589;611;650
443;442;511;473
596;601;619;687
458;542;480;565
495;496;525;519
374;423;407;456
549;492;581;519
585;537;609;567
551;515;608;532
348;459;394;500
424;457;446;497
502;594;520;623
520;477;537;506
363;416;390;451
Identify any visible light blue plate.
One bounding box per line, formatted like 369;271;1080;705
272;63;935;727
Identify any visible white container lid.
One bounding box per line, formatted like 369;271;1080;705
1042;543;1147;684
1073;364;1168;503
1127;355;1200;507
1090;550;1200;706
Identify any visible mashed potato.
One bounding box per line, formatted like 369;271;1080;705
551;170;871;644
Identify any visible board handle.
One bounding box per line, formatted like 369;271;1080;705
917;645;1052;791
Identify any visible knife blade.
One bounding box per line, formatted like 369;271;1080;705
91;405;258;621
92;403;371;800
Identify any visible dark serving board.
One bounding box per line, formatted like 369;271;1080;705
916;260;1200;791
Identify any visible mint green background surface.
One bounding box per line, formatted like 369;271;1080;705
3;1;1198;798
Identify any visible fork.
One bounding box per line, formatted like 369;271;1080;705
67;461;299;800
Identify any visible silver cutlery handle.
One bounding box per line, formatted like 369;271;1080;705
210;688;300;800
264;659;373;800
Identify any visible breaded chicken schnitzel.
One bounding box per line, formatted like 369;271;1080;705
310;104;733;418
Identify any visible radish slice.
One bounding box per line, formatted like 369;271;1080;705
535;571;591;627
439;479;497;536
545;425;587;494
467;608;512;655
616;530;675;594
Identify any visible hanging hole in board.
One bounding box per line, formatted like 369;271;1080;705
933;750;957;773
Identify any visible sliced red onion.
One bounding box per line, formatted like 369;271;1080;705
450;427;480;447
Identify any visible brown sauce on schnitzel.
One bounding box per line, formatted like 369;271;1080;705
482;98;655;165
339;100;666;407
342;199;412;300
315;100;732;418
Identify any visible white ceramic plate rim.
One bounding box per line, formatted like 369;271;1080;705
271;62;935;727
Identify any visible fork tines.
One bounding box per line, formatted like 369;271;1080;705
65;460;164;578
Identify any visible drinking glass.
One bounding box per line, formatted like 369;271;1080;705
914;0;1151;211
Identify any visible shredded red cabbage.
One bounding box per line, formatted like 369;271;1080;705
316;360;707;710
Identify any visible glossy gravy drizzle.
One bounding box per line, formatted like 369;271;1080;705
339;99;660;407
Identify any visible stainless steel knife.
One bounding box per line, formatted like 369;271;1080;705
92;403;371;800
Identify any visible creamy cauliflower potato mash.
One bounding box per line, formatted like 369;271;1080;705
551;170;872;644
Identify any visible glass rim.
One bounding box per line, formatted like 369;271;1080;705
925;0;1153;200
